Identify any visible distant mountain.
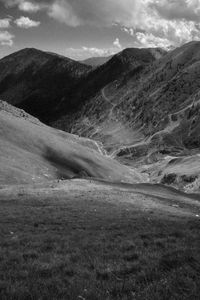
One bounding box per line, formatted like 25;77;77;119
0;48;91;121
81;55;113;67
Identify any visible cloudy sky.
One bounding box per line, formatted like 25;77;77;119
0;0;200;60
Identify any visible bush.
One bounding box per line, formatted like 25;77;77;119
161;173;177;185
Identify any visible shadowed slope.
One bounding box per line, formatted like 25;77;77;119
0;48;91;121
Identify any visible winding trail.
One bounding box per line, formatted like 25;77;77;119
101;87;116;119
101;87;114;106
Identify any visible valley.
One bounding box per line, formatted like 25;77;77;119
0;42;200;299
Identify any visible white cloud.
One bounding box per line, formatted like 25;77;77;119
123;27;134;36
0;30;14;46
66;39;123;60
1;0;45;12
18;1;41;12
119;1;200;49
0;18;12;28
136;32;172;49
65;47;114;60
47;0;200;48
113;38;122;49
14;16;40;28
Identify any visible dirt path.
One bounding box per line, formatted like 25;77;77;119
101;87;115;106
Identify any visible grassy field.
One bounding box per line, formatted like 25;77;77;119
0;181;200;300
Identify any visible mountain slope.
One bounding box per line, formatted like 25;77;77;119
53;47;167;147
81;55;113;67
0;100;143;185
54;47;166;120
52;42;200;191
54;42;200;152
0;48;91;121
0;47;165;123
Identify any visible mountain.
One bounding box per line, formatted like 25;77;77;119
52;42;200;191
56;47;166;117
81;55;113;67
2;43;200;191
0;100;143;185
54;42;200;151
53;47;167;142
0;47;165;123
0;48;91;121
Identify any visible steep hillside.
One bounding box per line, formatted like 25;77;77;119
0;100;143;185
54;42;200;152
53;42;200;191
53;47;167;146
0;47;165;123
0;48;91;121
54;47;166;121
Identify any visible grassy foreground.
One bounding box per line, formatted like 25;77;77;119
0;186;200;300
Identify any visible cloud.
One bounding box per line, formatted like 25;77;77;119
47;0;141;27
1;0;200;49
46;0;200;48
136;32;172;49
65;47;114;60
18;1;41;12
0;18;12;28
149;0;200;22
65;39;123;60
0;30;14;46
120;1;200;49
48;0;81;27
1;0;44;12
123;27;134;36
113;38;122;49
14;16;40;28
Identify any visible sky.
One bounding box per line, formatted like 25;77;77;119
0;0;200;60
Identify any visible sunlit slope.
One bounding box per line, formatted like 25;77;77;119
0;103;143;185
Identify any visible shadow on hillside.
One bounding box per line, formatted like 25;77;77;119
44;146;92;180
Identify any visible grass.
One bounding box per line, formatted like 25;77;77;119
0;191;200;300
